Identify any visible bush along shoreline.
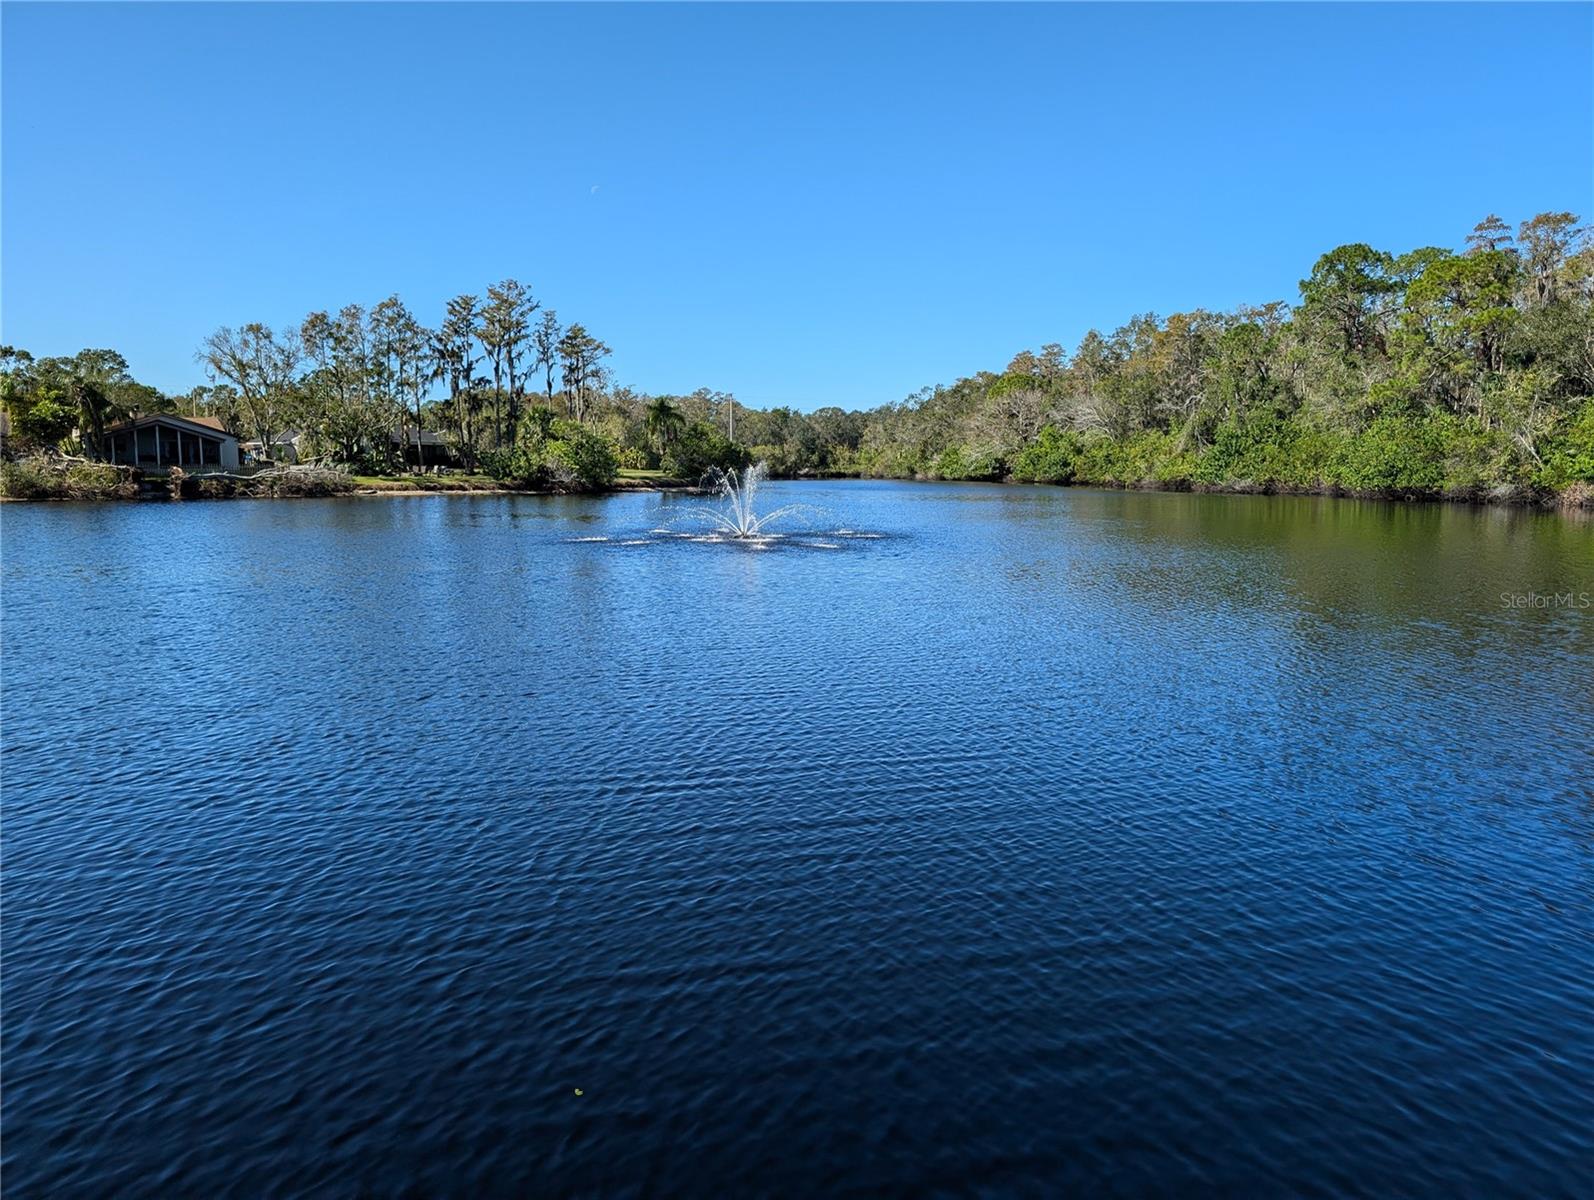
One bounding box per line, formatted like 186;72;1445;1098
995;410;1594;509
0;451;679;503
5;446;1590;509
0;457;363;501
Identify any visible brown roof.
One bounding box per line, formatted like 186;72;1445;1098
107;413;237;440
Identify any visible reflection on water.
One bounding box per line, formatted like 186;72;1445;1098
3;482;1592;1196
566;526;886;551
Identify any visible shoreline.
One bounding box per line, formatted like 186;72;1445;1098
979;475;1593;512
6;473;1590;512
793;472;1594;512
346;479;700;499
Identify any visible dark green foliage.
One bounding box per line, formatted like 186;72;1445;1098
1010;427;1081;483
1298;244;1399;356
931;445;1004;481
1072;431;1197;488
1191;416;1331;489
482;419;619;491
1537;399;1594;489
661;420;748;480
4;384;75;448
1435;416;1523;496
548;421;619;489
479;445;550;487
1;346;151;457
1334;416;1447;496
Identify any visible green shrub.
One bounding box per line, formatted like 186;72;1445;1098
1333;415;1446;495
929;445;1002;480
1435;416;1523;494
1192;417;1337;490
479;445;546;486
1268;428;1340;489
662;421;748;480
615;444;651;471
1148;438;1199;485
1010;426;1081;483
1073;430;1191;486
483;423;621;491
1073;436;1133;484
1196;418;1278;484
1537;398;1594;489
853;443;922;479
548;421;619;489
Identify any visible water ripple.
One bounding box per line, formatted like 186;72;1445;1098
3;483;1592;1196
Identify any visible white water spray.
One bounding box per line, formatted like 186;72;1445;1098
686;462;811;538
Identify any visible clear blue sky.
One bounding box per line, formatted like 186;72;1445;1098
3;3;1590;411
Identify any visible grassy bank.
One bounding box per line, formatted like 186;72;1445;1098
349;468;692;495
351;473;513;493
0;457;702;502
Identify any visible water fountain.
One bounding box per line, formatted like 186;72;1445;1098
571;460;879;549
686;462;810;539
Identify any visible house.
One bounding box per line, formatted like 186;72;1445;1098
390;427;456;469
241;429;305;464
103;414;240;472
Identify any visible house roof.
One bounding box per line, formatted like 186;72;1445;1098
107;413;237;440
389;428;450;446
239;431;300;450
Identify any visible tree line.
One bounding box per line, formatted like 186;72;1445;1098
5;210;1591;501
191;282;614;471
815;210;1592;500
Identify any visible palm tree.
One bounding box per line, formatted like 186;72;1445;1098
69;350;135;459
645;397;686;459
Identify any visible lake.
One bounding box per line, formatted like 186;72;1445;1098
3;481;1592;1196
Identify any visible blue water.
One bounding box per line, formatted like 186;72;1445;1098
3;482;1592;1196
